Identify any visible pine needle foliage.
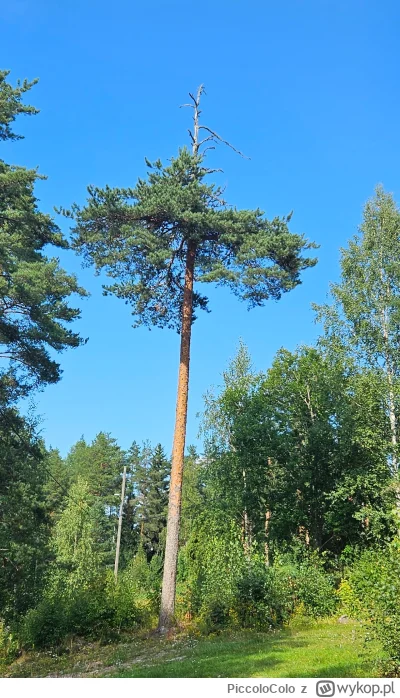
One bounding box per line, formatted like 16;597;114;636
67;147;317;331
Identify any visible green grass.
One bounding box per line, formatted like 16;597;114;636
2;618;385;678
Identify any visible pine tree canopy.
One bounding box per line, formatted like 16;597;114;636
69;147;318;331
0;71;87;395
0;70;38;142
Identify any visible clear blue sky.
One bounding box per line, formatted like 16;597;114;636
2;0;400;456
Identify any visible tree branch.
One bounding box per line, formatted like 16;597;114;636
199;125;250;159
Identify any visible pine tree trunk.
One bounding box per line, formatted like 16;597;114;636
158;240;196;630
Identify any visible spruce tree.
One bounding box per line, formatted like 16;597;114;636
0;409;49;620
120;441;141;563
130;442;170;561
67;86;317;627
66;433;126;564
43;448;71;520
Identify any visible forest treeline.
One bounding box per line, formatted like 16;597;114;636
1;70;400;675
2;331;400;669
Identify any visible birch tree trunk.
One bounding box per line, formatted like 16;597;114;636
380;269;400;519
114;465;127;582
265;509;271;566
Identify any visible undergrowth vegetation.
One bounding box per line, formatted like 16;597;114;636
339;538;400;676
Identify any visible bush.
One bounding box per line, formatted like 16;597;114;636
177;527;338;632
235;559;293;629
110;551;162;626
20;580;116;648
20;551;162;649
177;524;247;630
341;539;400;675
0;622;19;667
272;549;339;618
293;562;338;617
197;532;245;630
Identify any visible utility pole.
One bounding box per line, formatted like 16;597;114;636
114;465;127;583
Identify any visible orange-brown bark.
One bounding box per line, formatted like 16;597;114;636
159;240;196;629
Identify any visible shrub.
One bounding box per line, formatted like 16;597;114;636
272;548;338;618
20;551;161;649
176;524;247;630
0;622;19;667
341;539;400;675
197;532;245;630
293;562;338;617
235;559;293;629
177;526;338;632
20;581;113;648
110;551;162;626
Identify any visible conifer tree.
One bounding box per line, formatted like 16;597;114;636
145;444;170;558
0;408;49;620
67;86;317;627
43;448;71;519
0;70;86;397
130;442;170;561
120;441;141;563
66;433;126;563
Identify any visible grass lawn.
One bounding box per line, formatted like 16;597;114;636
3;618;384;678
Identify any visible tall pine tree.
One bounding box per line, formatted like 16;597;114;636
67;85;317;627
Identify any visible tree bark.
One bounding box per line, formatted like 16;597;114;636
387;375;400;522
241;467;252;556
158;240;196;630
265;509;271;566
378;245;400;521
114;465;127;582
380;288;400;520
387;375;398;474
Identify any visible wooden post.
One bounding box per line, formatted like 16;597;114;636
114;465;127;583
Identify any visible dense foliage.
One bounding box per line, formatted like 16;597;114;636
67;147;317;331
340;539;400;675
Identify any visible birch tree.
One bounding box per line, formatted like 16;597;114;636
315;186;400;518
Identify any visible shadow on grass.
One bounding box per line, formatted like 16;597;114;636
285;665;378;679
114;630;308;678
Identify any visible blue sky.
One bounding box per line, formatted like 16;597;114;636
2;0;400;456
